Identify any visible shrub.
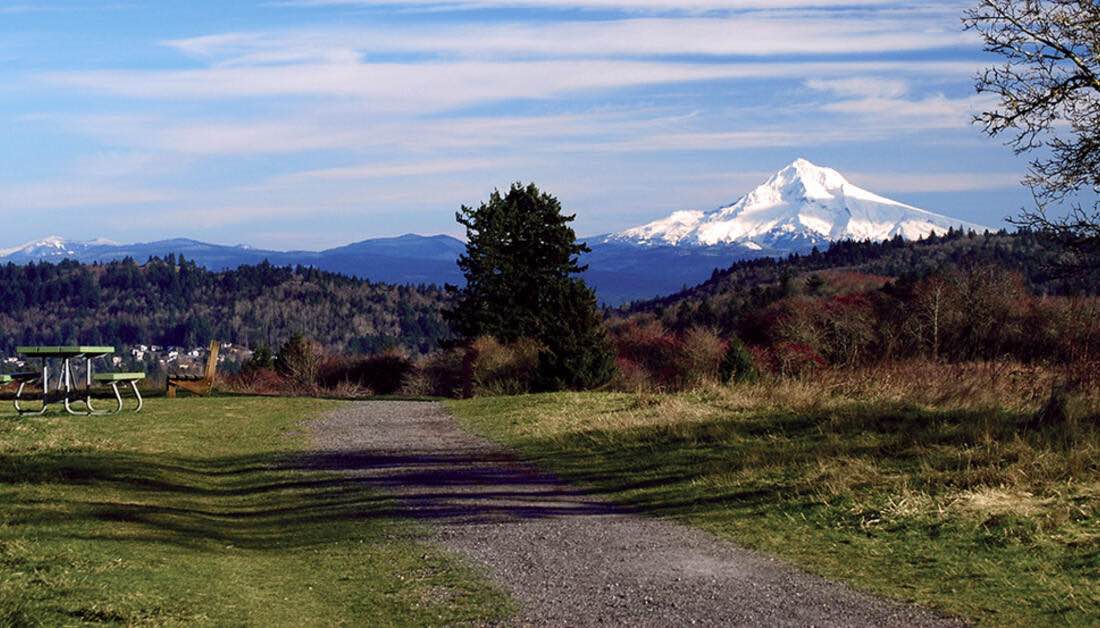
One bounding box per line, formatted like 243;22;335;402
467;336;541;396
719;337;759;384
402;348;468;398
610;356;652;392
748;345;780;377
675;327;727;387
242;345;274;373
612;319;681;390
275;334;322;386
611;321;732;390
319;350;415;395
774;342;827;378
221;367;290;395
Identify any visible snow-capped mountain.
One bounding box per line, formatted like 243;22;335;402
606;158;989;250
0;236;117;261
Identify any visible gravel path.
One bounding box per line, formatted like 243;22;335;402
310;400;961;627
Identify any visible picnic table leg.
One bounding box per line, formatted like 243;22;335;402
14;361;49;416
129;381;143;413
108;383;124;414
62;358;90;416
13;381;44;415
82;356;109;416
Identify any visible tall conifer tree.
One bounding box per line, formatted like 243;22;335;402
446;183;615;390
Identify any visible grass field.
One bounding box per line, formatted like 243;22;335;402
0;397;512;626
450;383;1100;625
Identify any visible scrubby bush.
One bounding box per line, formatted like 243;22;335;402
242;345;274;373
610;320;735;390
401;348;468;398
221;366;289;396
675;327;727;387
610;356;652;392
467;336;541;396
275;334;322;386
319;350;415;395
773;342;827;378
611;319;683;390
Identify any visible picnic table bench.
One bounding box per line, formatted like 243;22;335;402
167;341;220;398
12;346;145;416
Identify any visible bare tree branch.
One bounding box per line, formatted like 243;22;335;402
965;0;1100;275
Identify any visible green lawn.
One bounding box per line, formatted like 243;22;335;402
450;390;1099;626
0;397;512;626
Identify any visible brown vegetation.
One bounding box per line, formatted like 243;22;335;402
219;264;1097;434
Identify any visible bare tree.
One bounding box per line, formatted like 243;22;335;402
965;0;1100;272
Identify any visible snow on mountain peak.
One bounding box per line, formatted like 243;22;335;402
0;236;118;259
609;159;988;250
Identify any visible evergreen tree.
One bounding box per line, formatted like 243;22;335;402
719;337;759;384
447;182;615;390
533;278;616;391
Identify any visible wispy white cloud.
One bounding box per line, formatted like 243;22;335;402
167;13;974;62
804;76;996;131
0;3;55;14
275;0;936;12
284;157;508;181
805;77;910;99
0;182;172;211
45;59;981;118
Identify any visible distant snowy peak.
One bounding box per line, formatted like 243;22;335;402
0;236;117;260
608;158;989;250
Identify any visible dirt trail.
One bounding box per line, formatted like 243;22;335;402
310;400;961;627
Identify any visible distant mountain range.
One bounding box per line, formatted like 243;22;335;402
0;159;992;304
0;233;468;287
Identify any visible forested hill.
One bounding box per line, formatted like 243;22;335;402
625;230;1100;328
0;257;450;355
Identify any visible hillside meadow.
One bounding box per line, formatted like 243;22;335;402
450;364;1100;625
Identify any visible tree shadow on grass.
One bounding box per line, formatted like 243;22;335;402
493;403;1041;520
0;446;622;553
0;402;1048;555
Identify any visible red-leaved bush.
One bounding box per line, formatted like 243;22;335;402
610;320;728;391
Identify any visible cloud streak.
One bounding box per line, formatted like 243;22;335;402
275;0;937;12
168;13;974;62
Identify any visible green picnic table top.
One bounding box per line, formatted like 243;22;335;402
16;346;115;357
93;372;145;382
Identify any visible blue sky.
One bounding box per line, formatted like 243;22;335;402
0;0;1033;249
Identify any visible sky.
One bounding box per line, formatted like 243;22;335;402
0;0;1036;250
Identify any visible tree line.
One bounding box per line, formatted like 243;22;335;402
0;256;450;355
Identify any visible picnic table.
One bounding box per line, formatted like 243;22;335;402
13;346;144;416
